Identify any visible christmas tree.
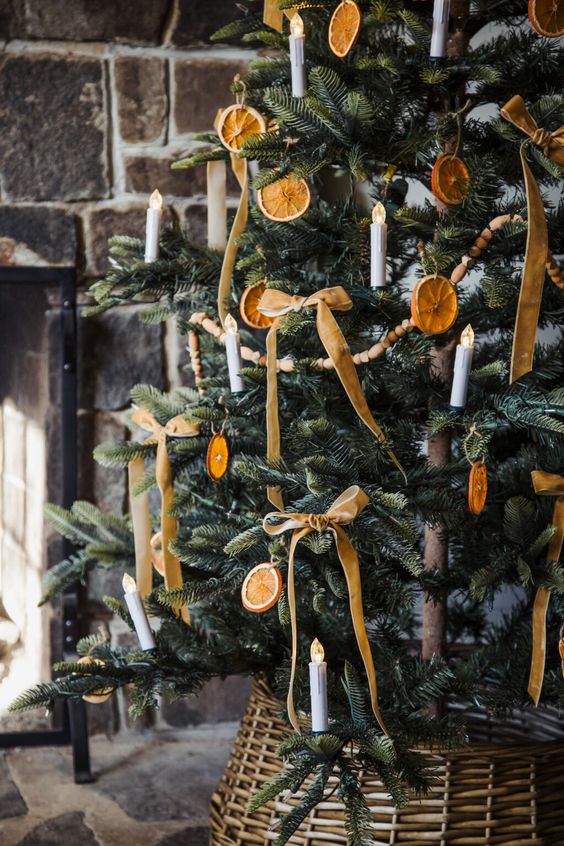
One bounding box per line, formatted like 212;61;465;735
11;0;564;842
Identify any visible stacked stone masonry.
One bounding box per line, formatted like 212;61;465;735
0;0;252;732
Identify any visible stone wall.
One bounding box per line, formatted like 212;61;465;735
0;0;252;732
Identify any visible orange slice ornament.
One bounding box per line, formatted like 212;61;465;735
206;432;229;481
257;175;311;222
240;282;275;329
431;154;470;206
77;657;115;705
241;563;282;613
217;103;267;154
410;274;458;335
329;0;362;57
468;460;488;515
528;0;564;35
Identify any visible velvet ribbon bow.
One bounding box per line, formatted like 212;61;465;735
130;409;201;625
258;286;404;509
528;470;564;705
500;96;564;384
263;485;388;736
263;1;296;32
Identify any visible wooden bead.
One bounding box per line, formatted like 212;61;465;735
322;358;333;370
359;350;370;364
468;246;481;258
403;319;413;331
475;236;488;250
479;228;493;242
451;264;466;284
461;255;474;269
381;337;391;350
388;331;398;343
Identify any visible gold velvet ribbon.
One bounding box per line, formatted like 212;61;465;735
258;286;404;508
217;153;248;326
263;2;296;32
500;96;564;384
128;456;153;599
528;471;564;705
131;409;201;625
263;485;388;735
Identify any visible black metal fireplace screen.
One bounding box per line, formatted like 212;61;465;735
0;266;90;783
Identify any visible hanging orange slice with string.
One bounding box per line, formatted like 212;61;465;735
77;657;115;705
411;274;458;335
257;175;311;222
206;432;229;481
239;282;275;329
241;563;282;613
431;154;470;206
150;531;165;577
528;0;564;35
217;103;267;154
328;0;362;57
468;460;488;515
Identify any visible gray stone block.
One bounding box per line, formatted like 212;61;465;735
0;55;108;201
84;204;148;277
0;753;27;820
124;155;207;197
115;56;168;144
16;812;100;846
170;0;240;46
174;59;249;134
162;676;251;727
0;206;77;266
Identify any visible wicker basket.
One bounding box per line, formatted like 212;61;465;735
210;677;564;846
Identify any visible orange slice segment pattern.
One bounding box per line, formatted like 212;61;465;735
468;460;488;515
240;282;275;329
241;563;282;613
257;175;311;222
528;0;564;35
329;0;362;58
206;433;230;481
410;275;458;335
431;154;470;206
217;104;267;154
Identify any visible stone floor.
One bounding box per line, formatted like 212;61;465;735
0;723;238;846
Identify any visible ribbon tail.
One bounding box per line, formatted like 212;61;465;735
218;155;248;326
528;587;551;705
286;528;310;733
510;146;548;383
128;455;153;599
207;160;227;251
316;303;405;480
266;322;284;510
334;526;388;736
263;0;283;31
156;438;190;626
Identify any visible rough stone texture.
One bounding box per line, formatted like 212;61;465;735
11;0;171;43
78;306;165;411
115;56;168;144
0;54;108;202
171;0;239;46
183;204;207;247
0;754;27;820
161;676;251;727
156;828;208;846
17;812;100;846
77;411;128;512
174;59;249;134
84;204;148;277
0;206;76;266
125;155;207;197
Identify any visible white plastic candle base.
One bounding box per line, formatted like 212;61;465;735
289;35;306;97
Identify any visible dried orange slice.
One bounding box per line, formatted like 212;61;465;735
257;175;311;222
240;282;275;329
410;274;458;335
241;563;282;613
528;0;564;35
468;460;487;515
206;432;229;481
77;657;114;705
217;103;267;154
328;0;362;57
431;154;470;206
150;531;165;577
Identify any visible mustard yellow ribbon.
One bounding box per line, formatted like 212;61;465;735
131;409;201;625
263;485;388;735
528;470;564;705
500;96;564;384
128;455;153;599
263;2;296;32
258;286;404;508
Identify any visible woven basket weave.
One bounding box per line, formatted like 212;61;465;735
210;677;564;846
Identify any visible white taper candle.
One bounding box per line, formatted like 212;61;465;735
309;638;329;732
122;573;156;651
207;161;227;251
370;202;388;289
430;0;450;59
145;189;163;263
289;13;306;98
224;314;245;393
449;324;474;410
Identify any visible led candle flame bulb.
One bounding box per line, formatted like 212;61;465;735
145;188;163;263
289;12;306;98
450;323;474;411
370;201;388;289
122;573;156;651
224;314;245;393
309;638;328;732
